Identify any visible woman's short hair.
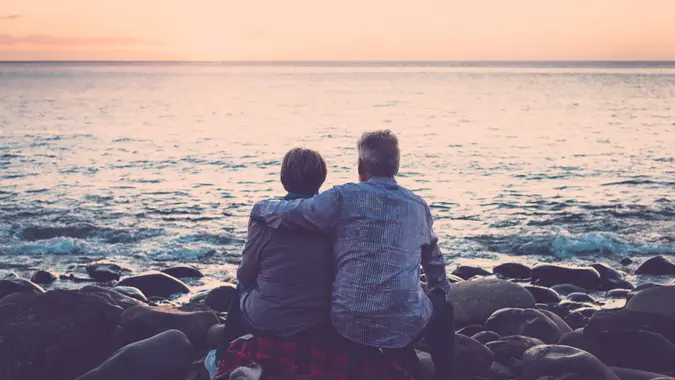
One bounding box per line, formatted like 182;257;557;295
280;148;327;195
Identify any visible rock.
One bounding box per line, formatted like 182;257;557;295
537;309;573;335
31;270;57;285
485;308;563;344
493;262;532;279
486;335;544;367
524;285;561;304
74;330;194;380
551;283;589;295
447;274;464;283
532;264;601;290
60;274;96;283
627;283;664;301
557;300;600;314
621;258;633;266
0;291;36;306
189;291;209;303
670;279;675;286
567;292;599;304
115;271;190;298
566;307;599;329
489;361;515;380
79;285;144;309
635;256;675;276
2;272;19;279
204;284;237;312
161;266;204;279
454;334;494;378
609;279;635;290
117;304;218;351
472;330;501;344
0;290;123;380
452;265;491;280
0;277;45;301
113;286;148;302
607;289;631;298
86;261;122;282
416;351;435;380
521;344;620;380
611;367;675;380
457;325;484;336
559;329;601;357
447;279;535;328
206;324;226;350
591;263;630;290
593;329;675;373
586;309;675;345
626;286;675;318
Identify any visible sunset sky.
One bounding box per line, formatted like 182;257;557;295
1;0;674;61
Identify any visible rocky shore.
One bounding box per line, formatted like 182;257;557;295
1;256;675;380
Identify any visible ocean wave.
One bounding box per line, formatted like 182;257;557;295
13;223;164;244
602;179;675;187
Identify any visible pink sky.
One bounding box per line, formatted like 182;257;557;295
1;0;674;61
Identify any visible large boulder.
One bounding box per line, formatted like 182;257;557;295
79;285;144;310
493;262;531;279
0;290;123;380
486;335;544;367
531;264;601;290
75;329;194;380
521;345;620;380
447;279;535;327
86;262;122;282
31;270;57;285
626;286;675;318
593;329;675;373
585;309;675;345
627;283;664;301
559;329;601;357
161;266;204;279
524;285;561;304
591;263;632;290
635;256;675;276
117;305;218;351
115;272;190;298
204;284;237;312
0;277;45;301
485;308;563;344
454;334;494;378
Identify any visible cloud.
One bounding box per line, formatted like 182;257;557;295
0;14;21;21
0;34;162;46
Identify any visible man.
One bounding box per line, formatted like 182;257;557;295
250;130;454;379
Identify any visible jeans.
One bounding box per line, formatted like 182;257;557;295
216;284;255;361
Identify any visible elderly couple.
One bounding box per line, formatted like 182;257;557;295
211;130;455;380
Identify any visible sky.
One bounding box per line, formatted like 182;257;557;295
1;0;675;61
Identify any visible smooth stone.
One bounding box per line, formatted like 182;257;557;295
447;274;464;283
0;290;123;380
607;289;631;299
635;256;675;276
532;264;601;290
485;308;563;344
204;284;237;312
457;325;484;336
86;262;122;282
75;329;194;380
524;285;562;304
31;270;57;285
621;258;633;266
567;292;599;304
112;286;148;302
585;309;675;345
2;272;19;279
537;309;573;335
551;283;589;295
447;279;535;328
626;286;675;318
594;329;675;373
609;279;635;290
558;329;601;357
627;283;664;301
670;279;675;286
161;266;204;279
454;334;495;378
565;307;599;329
557;300;600;314
521;344;620;380
115;271;190;298
189;291;209;303
206;324;226;350
611;367;675;380
489;361;515;380
486;335;544;367
117;305;218;351
452;265;491;280
493;262;532;279
60;274;96;283
591;263;629;290
0;277;45;301
0;291;36;306
472;330;501;344
79;285;144;310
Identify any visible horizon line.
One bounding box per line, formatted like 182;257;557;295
2;59;675;63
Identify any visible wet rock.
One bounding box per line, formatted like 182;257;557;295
585;309;675;345
0;291;36;306
489;361;515;380
593;329;675;373
565;307;599;329
551;283;588;295
521;345;619;380
537;309;573;335
626;285;675;318
0;277;45;301
485;308;563;344
204;284;237;312
455;334;494;378
75;329;194;380
447;274;464;283
635;256;675;276
607;289;631;299
472;330;501;344
558;329;601;357
178;302;215;313
621;258;633;266
486;335;544;367
31;270;57;285
457;324;484;336
493;262;532;279
79;285;144;309
611;367;675;380
206;324;226;350
113;286;148;302
0;290;123;380
117;304;218;351
626;283;664;301
86;261;122;282
161;265;204;279
448;279;535;328
115;271;190;298
452;265;491;280
591;263;630;290
2;272;19;279
558;300;600;314
608;279;635;290
524;285;561;304
189;290;209;303
60;274;97;283
531;264;601;290
567;292;599;304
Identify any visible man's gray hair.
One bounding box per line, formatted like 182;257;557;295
357;129;400;177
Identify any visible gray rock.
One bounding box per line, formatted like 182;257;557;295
79;285;144;310
532;264;601;290
86;262;122;282
457;324;484;336
591;263;630;290
454;333;495;378
485;308;564;344
524;285;561;304
493;262;531;279
113;286;148;303
611;367;675;380
115;271;190;298
551;283;589;295
472;330;501;344
486;335;544;366
161;266;204;279
607;289;631;299
521;345;620;380
537;309;573;335
205;284;237;312
558;329;601;357
626;286;675;318
585;309;675;346
452;265;491;280
635;256;675;276
31;270;57;285
627;283;664;301
594;329;675;373
0;277;45;301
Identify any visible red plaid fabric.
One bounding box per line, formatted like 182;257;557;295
215;335;417;380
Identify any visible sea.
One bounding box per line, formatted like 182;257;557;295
1;61;674;294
